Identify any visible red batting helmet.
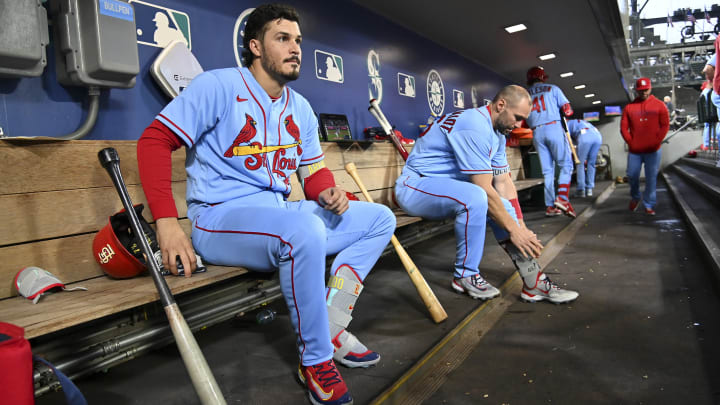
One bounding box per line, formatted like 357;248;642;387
526;66;548;85
92;204;158;279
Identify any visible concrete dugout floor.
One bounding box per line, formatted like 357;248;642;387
37;180;720;404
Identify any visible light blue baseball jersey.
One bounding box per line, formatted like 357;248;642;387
404;106;509;180
526;83;570;128
156;67;323;218
566;119;602;143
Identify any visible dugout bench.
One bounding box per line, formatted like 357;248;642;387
0;139;538;394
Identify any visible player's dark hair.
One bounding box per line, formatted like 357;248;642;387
242;4;300;67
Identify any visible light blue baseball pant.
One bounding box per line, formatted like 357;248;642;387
703;122;710;148
575;134;602;191
627;149;661;209
395;173;518;280
532;122;573;206
189;191;395;366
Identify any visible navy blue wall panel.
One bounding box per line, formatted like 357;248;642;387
0;0;511;141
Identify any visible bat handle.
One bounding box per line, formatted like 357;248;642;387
98;147;119;169
560;117;581;165
368;102;409;161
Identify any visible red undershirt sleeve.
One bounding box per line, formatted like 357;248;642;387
137;119;184;219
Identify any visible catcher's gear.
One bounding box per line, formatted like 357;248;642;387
92;204;158;279
526;66;548;85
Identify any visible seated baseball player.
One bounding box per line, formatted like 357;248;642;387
394;85;579;304
137;5;395;405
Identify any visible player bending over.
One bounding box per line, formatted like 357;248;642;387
394;85;579;304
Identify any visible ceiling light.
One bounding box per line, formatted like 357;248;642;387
504;24;527;33
559;72;574;78
592;100;601;104
585;93;595;98
538;53;556;61
574;84;586;90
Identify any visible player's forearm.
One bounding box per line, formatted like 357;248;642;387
137;120;184;219
486;190;521;233
473;174;520;233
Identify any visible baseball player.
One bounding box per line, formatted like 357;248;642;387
566;119;603;197
137;5;395;405
525;66;577;218
394;85;579;304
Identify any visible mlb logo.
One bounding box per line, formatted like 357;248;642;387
398;73;416;98
129;0;191;49
315;50;344;83
453;90;465;108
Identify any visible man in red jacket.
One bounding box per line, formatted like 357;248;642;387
620;77;669;215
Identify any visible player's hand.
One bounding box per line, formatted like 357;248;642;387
155;217;197;278
318;186;349;215
509;225;543;259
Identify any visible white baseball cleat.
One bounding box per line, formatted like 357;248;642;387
521;272;579;304
452;274;500;300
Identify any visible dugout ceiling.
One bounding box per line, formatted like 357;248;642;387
355;0;633;110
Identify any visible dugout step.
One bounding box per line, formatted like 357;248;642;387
670;163;720;204
662;169;720;291
679;156;720;176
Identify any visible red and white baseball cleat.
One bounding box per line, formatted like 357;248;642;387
553;198;576;218
451;273;500;300
332;330;380;368
521;272;579;304
645;207;656;216
545;206;563;217
298;360;353;405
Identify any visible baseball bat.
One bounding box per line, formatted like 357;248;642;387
98;148;226;405
369;99;409;161
344;162;447;323
560;116;581;165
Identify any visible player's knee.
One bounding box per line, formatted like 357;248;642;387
374;204;396;236
289;213;327;250
464;188;488;215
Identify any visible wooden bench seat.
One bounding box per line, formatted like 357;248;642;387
0;139;537;340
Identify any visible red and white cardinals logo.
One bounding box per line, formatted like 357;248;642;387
224;113;257;157
284;114;302;154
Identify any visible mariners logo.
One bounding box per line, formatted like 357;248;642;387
398;73;415;98
315;50;344;83
368;50;383;105
426;69;445;116
129;1;191;49
233;8;255;67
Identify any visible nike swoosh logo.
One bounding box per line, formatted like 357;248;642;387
237;96;248;102
310;377;334;400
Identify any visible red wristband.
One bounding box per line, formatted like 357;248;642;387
303;167;336;202
509;198;523;220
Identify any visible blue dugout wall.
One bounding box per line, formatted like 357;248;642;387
0;0;511;141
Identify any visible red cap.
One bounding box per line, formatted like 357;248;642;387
635;77;651;91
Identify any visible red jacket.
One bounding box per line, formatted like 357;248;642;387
620;95;669;154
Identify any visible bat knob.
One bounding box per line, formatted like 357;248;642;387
98;148;119;168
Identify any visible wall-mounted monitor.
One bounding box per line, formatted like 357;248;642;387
604;105;622;116
583;111;600;122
